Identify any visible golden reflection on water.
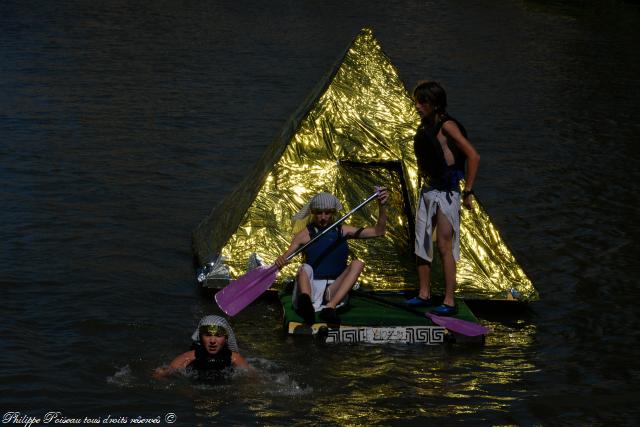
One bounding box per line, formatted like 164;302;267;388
186;321;538;425
331;323;537;423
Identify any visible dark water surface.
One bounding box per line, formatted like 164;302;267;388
2;0;639;425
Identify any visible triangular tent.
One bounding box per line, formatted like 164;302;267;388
192;28;538;302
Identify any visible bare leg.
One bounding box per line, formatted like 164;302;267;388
296;264;312;297
416;256;432;300
435;209;456;307
324;260;364;309
295;265;315;324
416;212;437;300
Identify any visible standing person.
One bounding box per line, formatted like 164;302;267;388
154;315;250;379
406;81;480;316
275;188;389;325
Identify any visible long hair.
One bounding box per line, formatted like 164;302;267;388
412;81;447;113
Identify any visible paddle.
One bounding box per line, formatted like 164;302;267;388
351;289;489;337
215;190;382;316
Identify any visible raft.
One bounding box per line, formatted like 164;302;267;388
280;290;485;344
190;27;533;346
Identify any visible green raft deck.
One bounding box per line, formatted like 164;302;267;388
280;291;486;345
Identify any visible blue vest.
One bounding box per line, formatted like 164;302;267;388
303;224;348;280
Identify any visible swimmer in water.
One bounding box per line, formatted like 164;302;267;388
154;315;249;378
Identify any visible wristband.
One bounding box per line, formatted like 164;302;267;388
462;189;474;198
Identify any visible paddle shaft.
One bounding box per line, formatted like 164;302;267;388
352;289;489;337
351;289;425;317
285;190;380;262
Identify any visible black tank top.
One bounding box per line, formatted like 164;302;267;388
188;341;233;372
413;114;468;191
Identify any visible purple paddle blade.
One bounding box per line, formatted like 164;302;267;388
215;264;279;316
426;312;489;337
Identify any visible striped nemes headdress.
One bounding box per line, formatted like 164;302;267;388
292;192;343;221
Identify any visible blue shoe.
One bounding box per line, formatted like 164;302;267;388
404;296;436;307
430;304;457;316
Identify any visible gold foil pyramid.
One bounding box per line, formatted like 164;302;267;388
192;28;538;301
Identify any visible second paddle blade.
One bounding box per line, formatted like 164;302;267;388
426;312;489;337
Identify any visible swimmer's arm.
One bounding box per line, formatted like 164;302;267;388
153;350;195;379
231;352;252;370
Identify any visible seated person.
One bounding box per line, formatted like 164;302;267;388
275;188;388;324
154;315;249;379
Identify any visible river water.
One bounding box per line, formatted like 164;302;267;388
2;0;639;425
